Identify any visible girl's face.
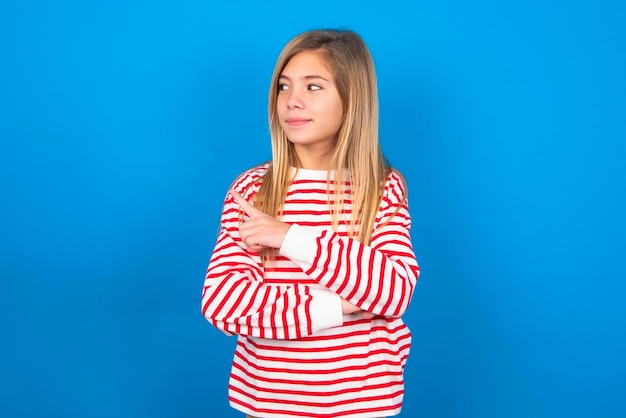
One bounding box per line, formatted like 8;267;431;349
276;50;344;166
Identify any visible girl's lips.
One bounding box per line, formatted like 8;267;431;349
286;118;311;127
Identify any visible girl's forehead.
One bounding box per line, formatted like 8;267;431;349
281;50;333;77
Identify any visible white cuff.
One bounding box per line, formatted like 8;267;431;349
308;288;343;332
279;223;319;264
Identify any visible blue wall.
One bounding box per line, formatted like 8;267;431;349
1;1;625;417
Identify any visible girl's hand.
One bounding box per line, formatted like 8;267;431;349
231;189;291;252
342;298;375;319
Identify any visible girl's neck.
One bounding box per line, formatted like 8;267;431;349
293;145;333;170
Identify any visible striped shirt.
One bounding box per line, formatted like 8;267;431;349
202;163;420;418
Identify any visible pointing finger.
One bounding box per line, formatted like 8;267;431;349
230;190;263;216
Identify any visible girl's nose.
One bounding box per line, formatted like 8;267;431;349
286;90;304;109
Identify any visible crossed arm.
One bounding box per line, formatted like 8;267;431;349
201;184;419;339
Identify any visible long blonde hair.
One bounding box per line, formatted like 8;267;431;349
254;29;404;254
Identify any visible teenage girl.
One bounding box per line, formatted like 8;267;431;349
201;29;420;418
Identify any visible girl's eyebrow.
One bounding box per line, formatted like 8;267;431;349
279;74;330;82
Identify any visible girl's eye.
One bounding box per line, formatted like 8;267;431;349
278;84;289;91
308;84;322;91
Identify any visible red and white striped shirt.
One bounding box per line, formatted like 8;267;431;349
202;163;420;418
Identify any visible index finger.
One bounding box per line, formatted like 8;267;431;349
230;189;262;216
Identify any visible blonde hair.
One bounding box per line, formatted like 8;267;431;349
254;29;405;256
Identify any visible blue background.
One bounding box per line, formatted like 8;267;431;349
1;1;625;417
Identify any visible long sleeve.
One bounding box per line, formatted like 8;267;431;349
278;171;420;317
201;170;343;340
